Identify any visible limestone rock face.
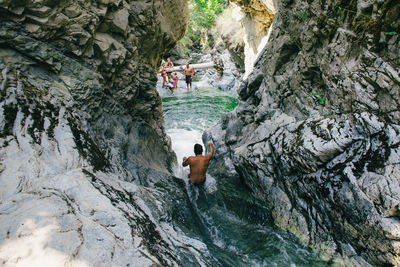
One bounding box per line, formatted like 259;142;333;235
0;0;189;169
229;0;275;77
0;0;189;177
205;0;400;265
215;6;246;72
0;1;213;266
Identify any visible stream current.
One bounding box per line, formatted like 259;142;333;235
159;82;327;266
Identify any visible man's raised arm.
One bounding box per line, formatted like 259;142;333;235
182;156;190;167
206;142;213;159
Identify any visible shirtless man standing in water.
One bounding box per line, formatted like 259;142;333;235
182;142;213;184
183;63;194;91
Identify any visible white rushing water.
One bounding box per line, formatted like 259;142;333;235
158;81;234;219
158;80;327;266
158;80;235;181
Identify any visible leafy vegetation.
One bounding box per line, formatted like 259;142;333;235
309;93;327;106
191;0;227;28
174;0;229;56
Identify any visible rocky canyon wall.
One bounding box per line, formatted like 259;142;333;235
0;1;222;266
205;0;400;265
229;0;276;78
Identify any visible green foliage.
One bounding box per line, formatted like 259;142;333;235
174;0;229;54
309;93;327;106
192;0;227;27
186;0;228;50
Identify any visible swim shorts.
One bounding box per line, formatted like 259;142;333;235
185;75;192;84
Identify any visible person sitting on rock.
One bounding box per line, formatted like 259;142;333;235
166;79;174;94
182;142;213;185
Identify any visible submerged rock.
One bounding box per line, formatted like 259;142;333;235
206;0;400;265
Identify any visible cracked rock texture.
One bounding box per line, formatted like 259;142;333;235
0;1;222;266
205;0;400;266
195;48;243;91
229;0;275;77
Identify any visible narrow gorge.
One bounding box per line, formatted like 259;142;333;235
0;0;399;266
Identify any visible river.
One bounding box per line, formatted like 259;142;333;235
158;82;327;266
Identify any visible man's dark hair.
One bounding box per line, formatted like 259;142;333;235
194;144;203;155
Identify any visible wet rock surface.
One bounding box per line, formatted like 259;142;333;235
196;48;243;91
0;1;226;266
205;0;400;266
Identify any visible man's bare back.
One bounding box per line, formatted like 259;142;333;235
182;143;213;184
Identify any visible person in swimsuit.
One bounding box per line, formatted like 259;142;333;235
172;72;178;90
165;58;174;81
183;63;194;91
182;142;213;184
160;64;167;88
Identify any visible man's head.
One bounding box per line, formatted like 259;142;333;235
186;63;190;68
194;144;203;155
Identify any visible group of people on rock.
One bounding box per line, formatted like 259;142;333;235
159;58;194;93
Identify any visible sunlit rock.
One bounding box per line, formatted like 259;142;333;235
229;0;276;78
0;0;216;266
